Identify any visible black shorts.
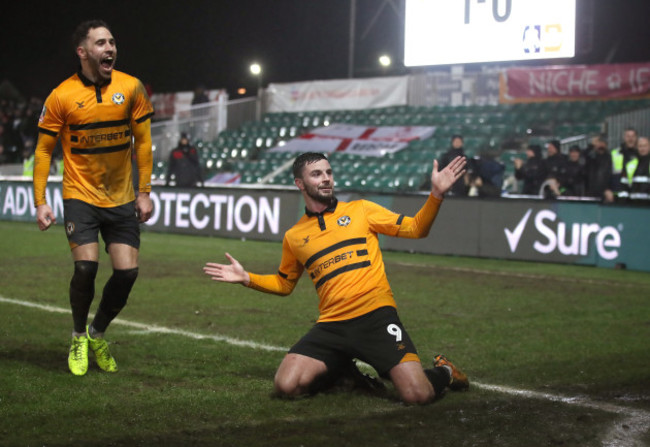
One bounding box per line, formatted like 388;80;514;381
288;306;420;378
63;199;140;251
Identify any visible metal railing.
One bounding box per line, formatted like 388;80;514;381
150;96;258;162
606;107;650;148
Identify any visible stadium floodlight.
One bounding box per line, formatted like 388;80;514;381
249;63;262;76
378;55;392;68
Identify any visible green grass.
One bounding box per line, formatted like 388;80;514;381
1;220;649;446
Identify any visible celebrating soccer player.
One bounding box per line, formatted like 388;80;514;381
33;20;154;376
204;152;469;404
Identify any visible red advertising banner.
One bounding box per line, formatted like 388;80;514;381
500;62;650;103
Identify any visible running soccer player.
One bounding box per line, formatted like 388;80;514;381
204;152;469;404
33;20;154;376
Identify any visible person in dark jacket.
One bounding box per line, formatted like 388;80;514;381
561;145;586;197
514;144;547;195
544;139;568;183
584;136;614;202
166;133;203;187
439;134;468;197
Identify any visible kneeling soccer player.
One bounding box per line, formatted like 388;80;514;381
204;152;469;403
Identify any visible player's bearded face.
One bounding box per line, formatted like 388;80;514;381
81;27;117;82
300;160;334;204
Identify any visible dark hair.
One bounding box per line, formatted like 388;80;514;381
292;152;328;179
527;144;542;158
72;20;111;50
547;139;561;151
451;134;464;142
569;145;581;153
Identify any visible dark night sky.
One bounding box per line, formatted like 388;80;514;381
1;0;650;100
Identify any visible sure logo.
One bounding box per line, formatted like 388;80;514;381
505;209;621;260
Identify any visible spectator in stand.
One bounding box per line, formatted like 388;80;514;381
19;97;43;150
514;144;547;195
623;136;650;203
584;136;614;203
544;140;567;182
611;127;638;200
22;146;35;177
191;84;210;119
439;134;468;197
561;145;586;197
0;123;6;163
466;152;504;198
191;84;210;105
540;139;568;199
166;133;203;188
0;109;24;163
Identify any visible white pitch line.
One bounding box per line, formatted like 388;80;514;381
0;296;287;352
474;383;650;447
2;295;648;446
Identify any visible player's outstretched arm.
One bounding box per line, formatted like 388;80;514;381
430;155;467;199
203;253;250;285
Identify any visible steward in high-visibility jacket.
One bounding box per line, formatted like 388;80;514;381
611;144;636;199
622;138;650;202
23;154;35;177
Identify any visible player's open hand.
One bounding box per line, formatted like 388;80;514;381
430;156;467;199
203;253;250;285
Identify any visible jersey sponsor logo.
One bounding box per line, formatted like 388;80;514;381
77;130;129;145
112;93;125;105
337;215;351;227
76;101;85;109
310;250;355;279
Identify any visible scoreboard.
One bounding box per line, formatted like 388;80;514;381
404;0;576;66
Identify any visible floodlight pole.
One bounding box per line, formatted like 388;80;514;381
250;63;263;121
348;0;356;78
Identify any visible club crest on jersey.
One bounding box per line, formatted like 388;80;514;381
337;216;351;227
112;93;125;105
65;221;75;236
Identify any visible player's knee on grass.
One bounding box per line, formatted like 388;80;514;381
391;363;437;405
397;384;436;405
273;374;304;396
274;369;323;397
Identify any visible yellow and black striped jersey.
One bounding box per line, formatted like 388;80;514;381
247;194;442;322
34;69;154;208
